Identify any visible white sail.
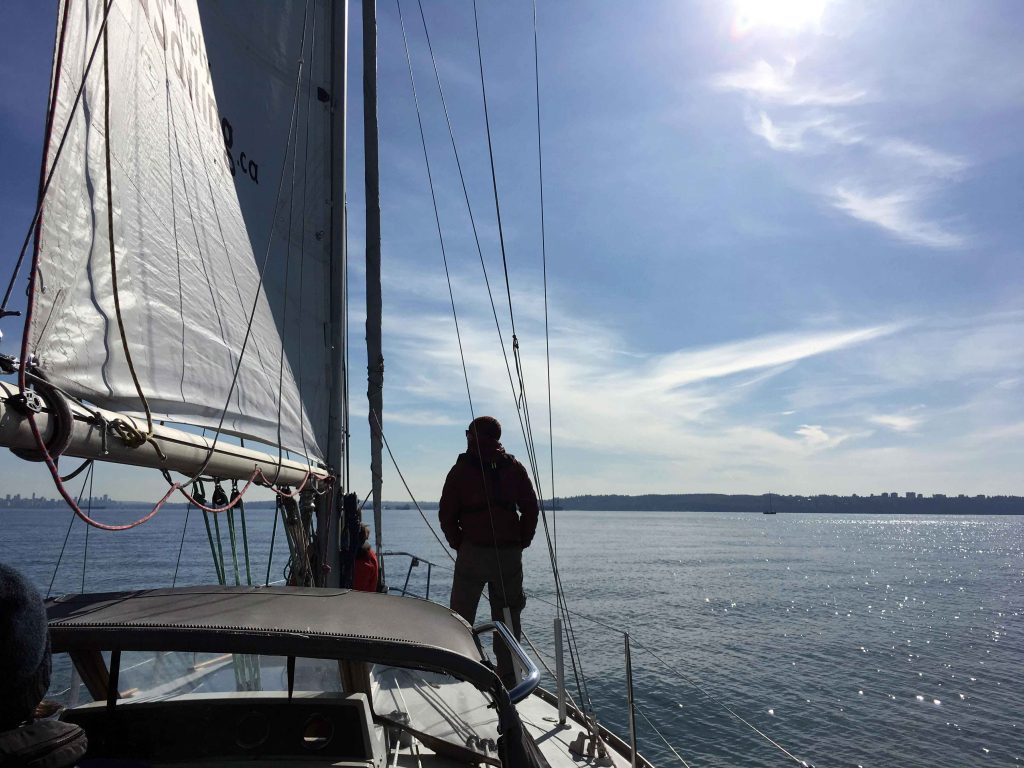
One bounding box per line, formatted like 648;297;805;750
28;0;336;463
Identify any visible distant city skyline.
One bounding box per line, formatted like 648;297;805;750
2;1;1024;504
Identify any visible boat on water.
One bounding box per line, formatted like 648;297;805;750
763;493;776;514
0;1;649;765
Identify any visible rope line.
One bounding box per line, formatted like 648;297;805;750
3;0;113;318
371;410;454;563
102;17;160;452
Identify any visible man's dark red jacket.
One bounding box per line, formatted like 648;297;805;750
439;450;539;550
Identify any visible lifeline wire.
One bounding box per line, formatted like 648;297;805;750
634;704;693;768
524;590;810;766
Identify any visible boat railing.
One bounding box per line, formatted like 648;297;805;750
472;620;540;704
378;549;652;767
380;550;446;601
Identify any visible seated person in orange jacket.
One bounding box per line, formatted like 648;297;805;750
352;523;380;592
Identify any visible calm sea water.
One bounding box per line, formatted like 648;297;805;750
1;507;1021;767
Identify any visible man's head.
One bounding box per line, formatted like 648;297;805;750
0;563;51;729
467;416;501;441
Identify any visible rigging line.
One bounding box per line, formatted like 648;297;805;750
532;0;557;559
294;3;319;472
59;457;92;484
273;0;313;486
471;0;516;339
160;46;236;392
82;461;94;592
463;1;551;534
396;0;476;420
398;0;511;606
417;0;588;714
523;588;807;765
4;0;113;318
266;497;282;586
47;460;94;599
158;0;187;403
640;645;808;766
371;409;454;563
633;704;693;768
179;7;311;487
102;9;160;448
414;0;531;454
171;501;193;588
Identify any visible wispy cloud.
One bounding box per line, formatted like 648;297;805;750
869;413;921;432
831;187;965;249
645;326;896;391
712;60;866;106
795;424;853;449
747;110;862;153
879;139;968;178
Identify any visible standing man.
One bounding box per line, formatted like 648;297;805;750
439;416;539;688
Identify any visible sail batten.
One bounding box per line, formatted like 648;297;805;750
28;0;337;463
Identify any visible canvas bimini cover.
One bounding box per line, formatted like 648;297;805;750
28;0;338;462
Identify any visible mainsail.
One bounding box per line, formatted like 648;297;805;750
28;0;337;463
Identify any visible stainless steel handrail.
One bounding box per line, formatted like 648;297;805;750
472;621;541;704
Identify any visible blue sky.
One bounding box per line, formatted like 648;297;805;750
2;0;1024;502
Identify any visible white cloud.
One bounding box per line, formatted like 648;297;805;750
645;325;896;392
831;187;965;249
869;413;920;432
795;424;831;446
879;139;968;178
748;111;862;153
712;60;866;106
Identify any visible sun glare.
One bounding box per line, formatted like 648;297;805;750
732;0;829;36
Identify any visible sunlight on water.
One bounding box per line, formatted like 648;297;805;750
1;509;1020;767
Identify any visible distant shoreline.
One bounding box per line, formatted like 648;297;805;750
3;492;1022;515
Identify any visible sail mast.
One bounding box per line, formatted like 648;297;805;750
363;0;384;561
321;0;350;588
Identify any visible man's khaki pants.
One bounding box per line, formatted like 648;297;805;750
450;542;526;688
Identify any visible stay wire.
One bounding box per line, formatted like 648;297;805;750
532;0;558;559
414;0;532;455
395;0;475;420
372;410;454;563
81;462;94;592
293;3;318;472
47;460;94;598
399;0;511;610
472;0;516;339
4;0;113;317
420;0;591;714
273;0;312;485
171;501;193;588
474;8;596;713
